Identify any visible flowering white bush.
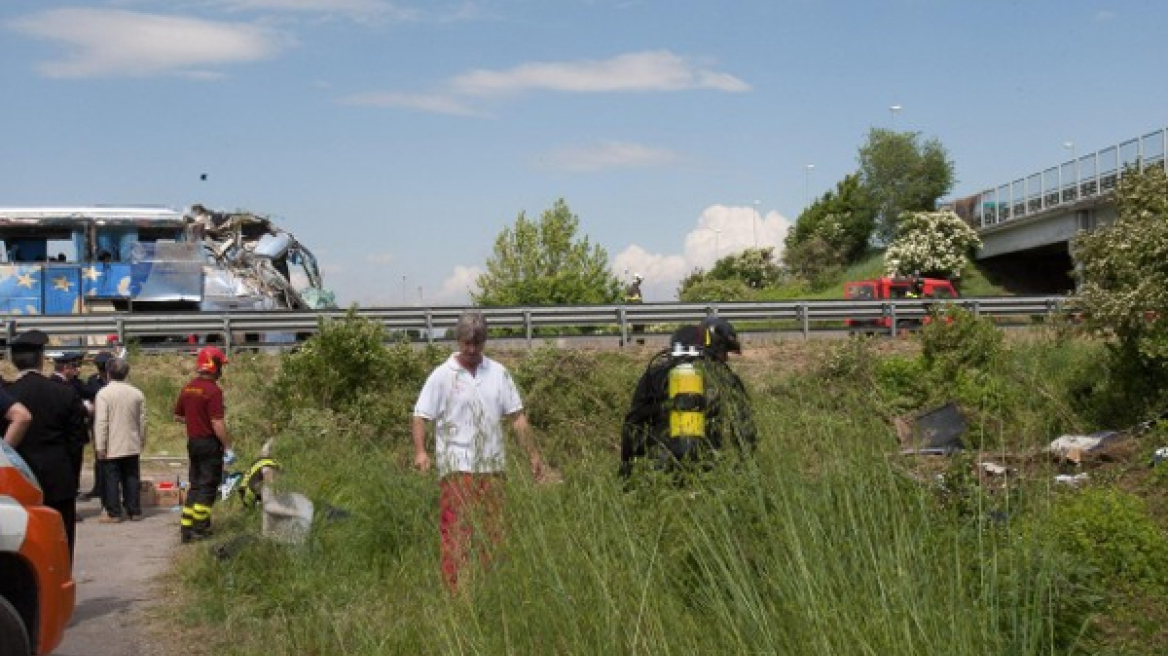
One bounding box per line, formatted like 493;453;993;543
883;210;982;278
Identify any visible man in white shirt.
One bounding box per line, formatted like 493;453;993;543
93;357;147;522
411;310;548;591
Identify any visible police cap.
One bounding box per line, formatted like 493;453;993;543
93;351;113;369
53;351;84;365
9;329;50;352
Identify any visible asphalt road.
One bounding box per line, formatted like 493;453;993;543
54;470;181;656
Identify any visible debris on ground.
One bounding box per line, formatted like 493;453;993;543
896;402;966;456
1055;473;1090;486
1047;430;1120;464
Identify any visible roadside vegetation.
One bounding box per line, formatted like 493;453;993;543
132;307;1168;656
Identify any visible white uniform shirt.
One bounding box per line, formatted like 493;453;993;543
413;354;524;476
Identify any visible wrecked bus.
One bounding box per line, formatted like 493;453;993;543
0;205;334;340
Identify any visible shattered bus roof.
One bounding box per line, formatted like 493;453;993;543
0;206;186;227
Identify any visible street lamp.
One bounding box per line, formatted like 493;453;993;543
752;200;761;249
1064;141;1078;192
890;104;902;129
804;164;815;210
401;274;407;305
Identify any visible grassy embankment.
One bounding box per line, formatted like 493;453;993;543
126;315;1168;656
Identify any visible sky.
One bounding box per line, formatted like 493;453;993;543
2;0;1165;306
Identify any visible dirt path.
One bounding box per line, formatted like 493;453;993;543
54;467;183;656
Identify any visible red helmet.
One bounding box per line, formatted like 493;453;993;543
196;346;228;374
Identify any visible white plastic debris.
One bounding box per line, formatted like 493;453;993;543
1054;473;1090;486
979;462;1008;476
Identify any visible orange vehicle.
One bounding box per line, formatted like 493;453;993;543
844;276;959;331
0;443;76;656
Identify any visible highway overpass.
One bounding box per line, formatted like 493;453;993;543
949;126;1165;292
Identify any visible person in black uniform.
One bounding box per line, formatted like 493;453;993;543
6;331;89;562
49;351;95;505
618;317;757;481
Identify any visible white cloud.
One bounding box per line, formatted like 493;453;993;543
8;8;293;78
434;265;483;304
543;141;680;172
346;50;748;116
612;204;793;302
337;91;482;116
450;50;750;96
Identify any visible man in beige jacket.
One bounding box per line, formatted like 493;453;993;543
94;357;147;523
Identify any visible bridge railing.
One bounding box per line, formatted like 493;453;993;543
951;127;1167;230
2;296;1069;354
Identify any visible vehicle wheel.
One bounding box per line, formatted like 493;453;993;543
0;595;32;656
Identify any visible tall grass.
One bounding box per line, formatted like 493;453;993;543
163;323;1115;655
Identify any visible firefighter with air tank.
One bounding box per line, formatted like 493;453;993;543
619;317;757;481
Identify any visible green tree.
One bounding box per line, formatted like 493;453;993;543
784;173;877;264
782;236;844;291
858;128;956;242
676;247;784;301
1072;165;1168;422
474;199;622;306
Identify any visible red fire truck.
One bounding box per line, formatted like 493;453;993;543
844;276;959;331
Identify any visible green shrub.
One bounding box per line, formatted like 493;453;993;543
918;306;1003;380
264;310;441;433
1043;487;1168;593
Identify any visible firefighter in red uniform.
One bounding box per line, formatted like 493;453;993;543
173;347;236;543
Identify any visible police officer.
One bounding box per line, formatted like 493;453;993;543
6;331;89;561
49;351;94;500
174;346;236;543
619;317;756;481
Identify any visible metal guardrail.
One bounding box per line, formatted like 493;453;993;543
2;296;1068;353
957;127;1167;229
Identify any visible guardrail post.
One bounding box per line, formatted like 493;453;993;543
4;320;14;345
425;310;434;345
618;307;628;348
971;301;980;318
886;302;898;337
223;316;233;356
115;317;125;346
524;309;532;348
797;303;809;339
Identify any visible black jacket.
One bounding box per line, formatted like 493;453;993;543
6;373;89;502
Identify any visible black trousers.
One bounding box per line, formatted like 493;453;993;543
46;498;77;565
101;455;141;517
186;438;224;508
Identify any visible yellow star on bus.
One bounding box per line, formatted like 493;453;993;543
52;276;73;292
82;266;102;282
17;272;36;288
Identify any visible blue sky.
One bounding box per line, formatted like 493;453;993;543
2;1;1164;305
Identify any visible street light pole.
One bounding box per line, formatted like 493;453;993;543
752;199;760;249
1064;141;1077;193
804;164;815;210
401;275;407;305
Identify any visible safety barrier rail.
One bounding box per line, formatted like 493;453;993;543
2;296;1069;354
953;127;1167;229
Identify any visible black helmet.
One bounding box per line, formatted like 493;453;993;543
700;317;741;356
